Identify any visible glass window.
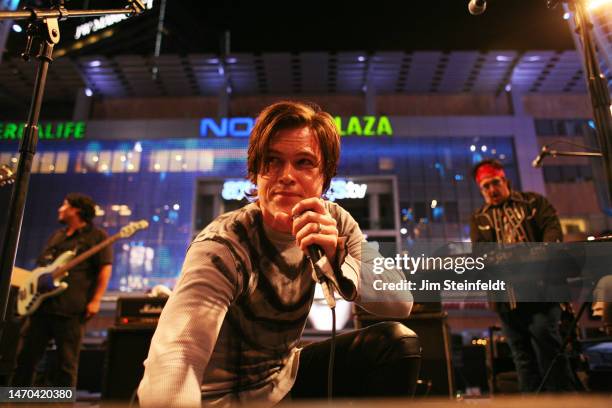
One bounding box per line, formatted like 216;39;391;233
413;202;429;223
126;151;140;172
198;150;214;172
562;165;578;182
150;150;169;172
534;119;555;136
379;193;395;229
444;202;459;223
169;150;185;172
97;151;112;173
543;166;562;183
38;152;56;174
578;165;593;181
54;152;69;173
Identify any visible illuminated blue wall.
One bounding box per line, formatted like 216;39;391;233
0;135;517;291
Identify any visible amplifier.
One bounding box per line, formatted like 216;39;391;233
115;296;167;326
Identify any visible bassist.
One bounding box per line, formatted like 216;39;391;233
11;193;113;387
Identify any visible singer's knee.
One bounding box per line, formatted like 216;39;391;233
355;322;420;362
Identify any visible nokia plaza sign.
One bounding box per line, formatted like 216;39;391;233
200;116;394;138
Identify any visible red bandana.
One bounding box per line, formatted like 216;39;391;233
475;164;505;185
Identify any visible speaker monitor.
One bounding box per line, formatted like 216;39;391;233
355;307;455;398
102;326;155;400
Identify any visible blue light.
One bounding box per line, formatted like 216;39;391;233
588;120;596;129
432;206;444;220
455;174;464;181
12;24;22;33
152;215;160;222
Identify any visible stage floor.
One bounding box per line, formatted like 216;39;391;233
35;394;609;407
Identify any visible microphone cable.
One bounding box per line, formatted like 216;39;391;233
327;305;336;402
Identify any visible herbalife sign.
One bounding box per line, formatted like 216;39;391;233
0;121;86;141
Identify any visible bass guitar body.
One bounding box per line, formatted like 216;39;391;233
15;250;75;317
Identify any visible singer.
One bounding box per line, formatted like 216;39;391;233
138;101;418;407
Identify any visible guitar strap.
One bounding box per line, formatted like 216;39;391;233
37;229;85;267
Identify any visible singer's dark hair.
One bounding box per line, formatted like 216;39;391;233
65;192;97;223
472;159;504;181
247;100;340;194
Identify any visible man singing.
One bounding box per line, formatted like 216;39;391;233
138;101;419;407
470;159;577;392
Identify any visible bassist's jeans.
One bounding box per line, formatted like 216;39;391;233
11;313;84;387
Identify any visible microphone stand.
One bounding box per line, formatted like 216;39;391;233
0;1;145;324
538;145;604;161
562;0;612;205
545;150;603;159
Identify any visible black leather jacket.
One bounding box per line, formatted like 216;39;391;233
470;190;562;244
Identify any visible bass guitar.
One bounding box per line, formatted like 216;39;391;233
13;220;149;317
0;164;15;187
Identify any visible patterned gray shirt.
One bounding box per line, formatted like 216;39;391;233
138;201;412;407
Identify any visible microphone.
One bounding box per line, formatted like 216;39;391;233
468;0;487;15
308;245;336;309
532;145;549;168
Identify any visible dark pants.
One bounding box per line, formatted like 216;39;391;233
290;322;421;399
11;314;84;387
498;303;577;393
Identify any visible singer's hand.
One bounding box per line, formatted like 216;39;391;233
291;198;339;264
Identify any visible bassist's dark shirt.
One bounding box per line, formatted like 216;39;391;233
36;223;113;317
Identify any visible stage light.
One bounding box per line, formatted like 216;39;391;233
357;55;366;62
89;60;101;67
173;203;180;211
84;88;93;97
481;145;487;152
504;83;512;92
563;12;571;20
12;24;22;33
588;0;611;10
470;145;476;152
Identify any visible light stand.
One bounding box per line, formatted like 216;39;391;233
539;0;612;203
0;1;145;323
